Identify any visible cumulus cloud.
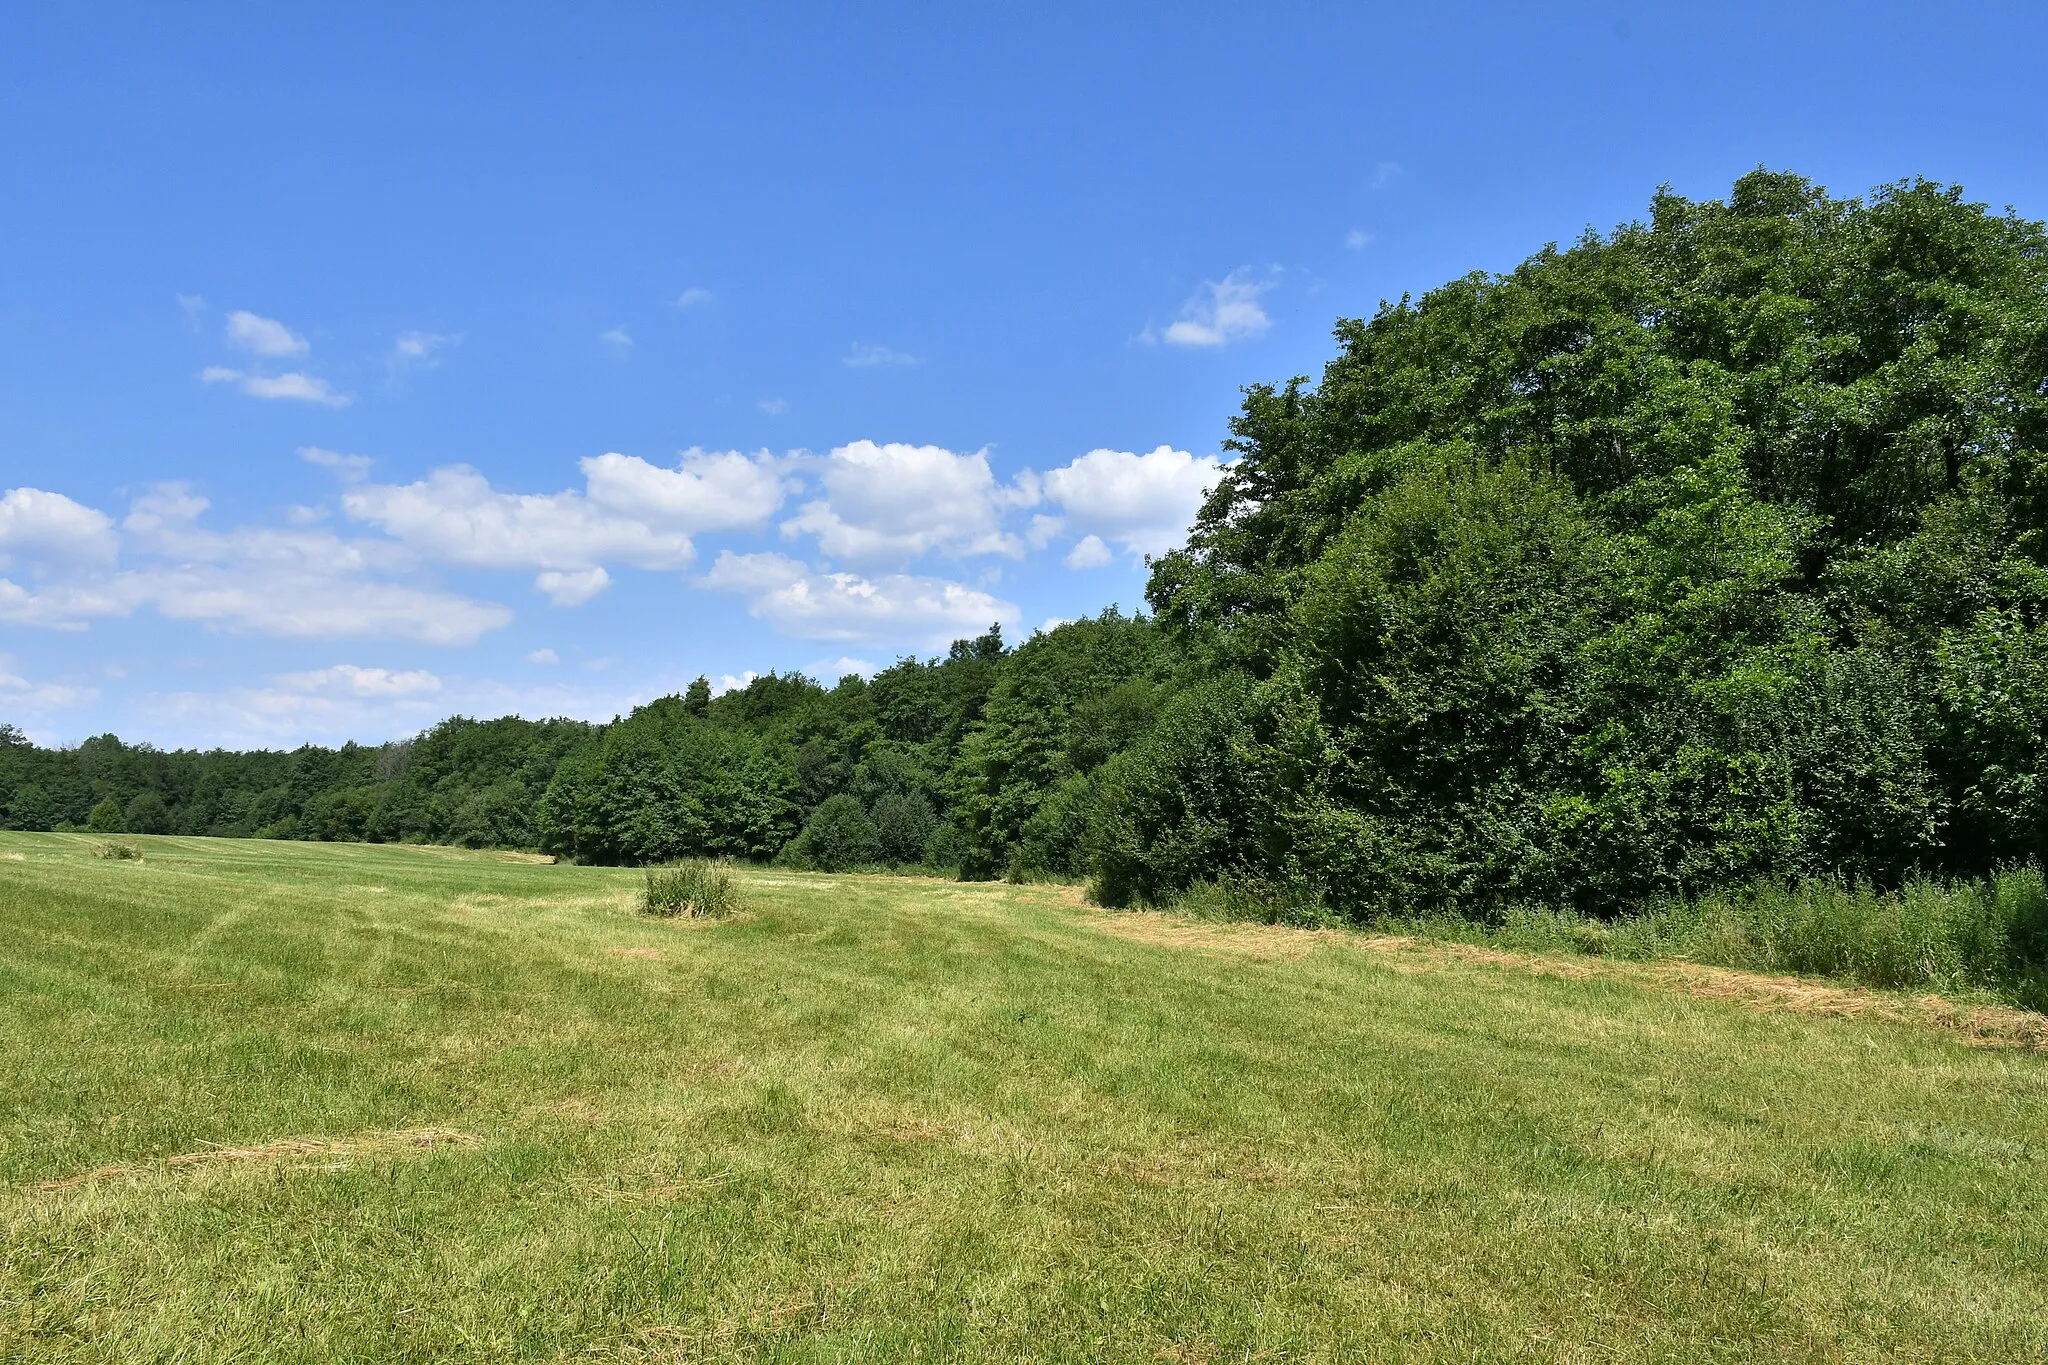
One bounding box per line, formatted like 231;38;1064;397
781;440;1037;565
342;467;696;574
527;648;560;665
1042;445;1225;558
128;668;660;749
581;449;788;532
758;397;788;415
1150;268;1279;348
1346;228;1374;250
0;655;96;715
0;483;512;644
808;656;875;681
201;367;351;407
226;310;309;357
0;487;119;565
272;665;443;698
843;342;920;368
674;288;714;308
337;450;789;598
700;551;1016;644
1064;534;1113;569
536;567;611;606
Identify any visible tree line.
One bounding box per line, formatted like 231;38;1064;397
6;170;2046;923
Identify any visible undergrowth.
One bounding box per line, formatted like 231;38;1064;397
1167;866;2048;1009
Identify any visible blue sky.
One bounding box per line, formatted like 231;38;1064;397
3;1;2045;747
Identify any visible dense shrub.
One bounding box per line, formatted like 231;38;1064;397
789;793;882;871
871;792;937;865
86;797;124;833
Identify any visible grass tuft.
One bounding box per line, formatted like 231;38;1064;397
642;858;744;918
89;840;142;861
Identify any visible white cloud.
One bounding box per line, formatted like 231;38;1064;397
0;577;127;631
301;446;374;481
712;671;759;696
226;310;309;357
335;450;788;602
0;655;96;713
527;648;560;665
131;564;507;646
1152;269;1279;348
701;551;1016;644
201;367;351;407
126;671;667;748
781;440;1037;565
1064;534;1113;569
581;449;788;532
808;656;875;680
1043;445;1225;558
601;326;633;352
536;567;611;606
273;665;443;698
674;288;714;309
127;682;444;748
341;466;698;575
843;342;920;369
0;487;119;565
1345;228;1374;250
0;483;512;644
1371;160;1401;190
758;397;788;415
178;294;208;327
0;557;507;644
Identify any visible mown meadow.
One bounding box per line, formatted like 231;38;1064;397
3;833;2046;1362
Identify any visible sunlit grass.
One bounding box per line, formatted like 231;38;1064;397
2;832;2045;1361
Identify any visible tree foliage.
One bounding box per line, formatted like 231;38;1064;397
1125;171;2048;915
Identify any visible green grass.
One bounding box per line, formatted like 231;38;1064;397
2;834;2046;1362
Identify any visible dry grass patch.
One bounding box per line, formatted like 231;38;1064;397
28;1127;480;1194
1091;909;2048;1051
1089;909;1338;961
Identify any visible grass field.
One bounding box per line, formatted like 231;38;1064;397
3;834;2046;1362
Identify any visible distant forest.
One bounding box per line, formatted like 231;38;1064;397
7;170;2046;919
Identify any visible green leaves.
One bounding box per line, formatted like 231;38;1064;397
1114;170;2048;917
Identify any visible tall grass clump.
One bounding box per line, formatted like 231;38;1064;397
642;859;744;919
1171;874;1342;929
1607;867;2048;1007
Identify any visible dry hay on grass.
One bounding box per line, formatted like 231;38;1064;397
28;1126;480;1194
1089;910;1342;962
564;1162;738;1206
1089;911;2048;1052
609;946;664;960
